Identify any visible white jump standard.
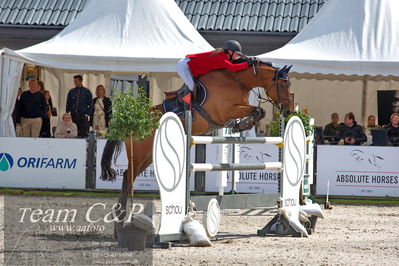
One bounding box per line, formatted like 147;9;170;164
153;112;323;242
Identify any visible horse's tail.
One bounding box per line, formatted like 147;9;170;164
100;140;122;181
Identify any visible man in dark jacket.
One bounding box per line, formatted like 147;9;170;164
17;80;46;138
66;75;93;138
338;112;367;145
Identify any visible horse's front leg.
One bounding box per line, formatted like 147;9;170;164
226;105;265;132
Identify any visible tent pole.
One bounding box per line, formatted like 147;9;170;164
361;75;369;126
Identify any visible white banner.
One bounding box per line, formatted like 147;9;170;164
317;145;399;197
0;137;86;189
205;143;279;193
96;139;195;191
96;139;157;190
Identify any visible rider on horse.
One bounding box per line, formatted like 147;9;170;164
176;40;255;101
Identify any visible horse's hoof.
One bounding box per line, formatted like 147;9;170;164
232;125;241;133
238;117;255;130
224;119;237;128
252;107;266;120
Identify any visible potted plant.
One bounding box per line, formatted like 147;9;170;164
106;87;161;250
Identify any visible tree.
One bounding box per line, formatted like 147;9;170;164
106;87;161;201
107;88;161;142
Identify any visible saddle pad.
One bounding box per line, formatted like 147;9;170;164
162;81;207;115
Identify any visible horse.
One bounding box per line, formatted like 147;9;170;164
100;59;292;221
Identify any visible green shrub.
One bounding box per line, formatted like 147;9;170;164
106;88;161;142
268;108;315;137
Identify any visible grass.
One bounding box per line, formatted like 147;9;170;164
313;196;399;206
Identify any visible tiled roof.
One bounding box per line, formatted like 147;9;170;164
0;0;88;26
176;0;327;32
0;0;327;32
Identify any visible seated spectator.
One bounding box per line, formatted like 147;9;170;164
40;90;52;138
338;112;367;145
386;113;399;146
55;113;78;138
90;84;112;136
17;79;46;138
364;115;382;135
323;112;340;143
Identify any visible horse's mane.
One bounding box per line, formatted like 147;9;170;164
232;57;274;68
258;60;274;67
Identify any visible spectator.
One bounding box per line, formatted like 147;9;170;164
54;113;78;138
12;87;22;129
16;79;46;138
90;84;112;134
338;112;367;145
40;90;52;138
66;75;93;137
386;113;399;146
38;80;53;112
364;115;382;135
323;113;340;137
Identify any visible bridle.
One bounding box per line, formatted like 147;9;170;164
249;61;292;110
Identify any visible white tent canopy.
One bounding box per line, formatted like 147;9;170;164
0;0;213;137
259;0;399;76
2;0;212;72
258;0;399;127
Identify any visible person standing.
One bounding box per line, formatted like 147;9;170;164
40;90;52;137
90;84;112;135
16;79;46;138
66;75;93;138
12;87;22;129
38;80;53;112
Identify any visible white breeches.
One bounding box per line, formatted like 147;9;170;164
176;58;195;91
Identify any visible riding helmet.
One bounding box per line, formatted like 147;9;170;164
223;40;242;53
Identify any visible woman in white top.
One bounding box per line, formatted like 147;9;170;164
90;85;112;135
55;113;78;138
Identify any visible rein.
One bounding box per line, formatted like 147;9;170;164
250;62;291;109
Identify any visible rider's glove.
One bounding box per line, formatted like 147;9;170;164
247;57;257;66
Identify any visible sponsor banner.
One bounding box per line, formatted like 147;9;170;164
205;143;279;193
317;145;399;197
0;137;85;189
96;140;195;191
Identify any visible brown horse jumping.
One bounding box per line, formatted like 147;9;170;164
100;59;292;219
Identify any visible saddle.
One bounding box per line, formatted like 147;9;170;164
162;80;207;115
